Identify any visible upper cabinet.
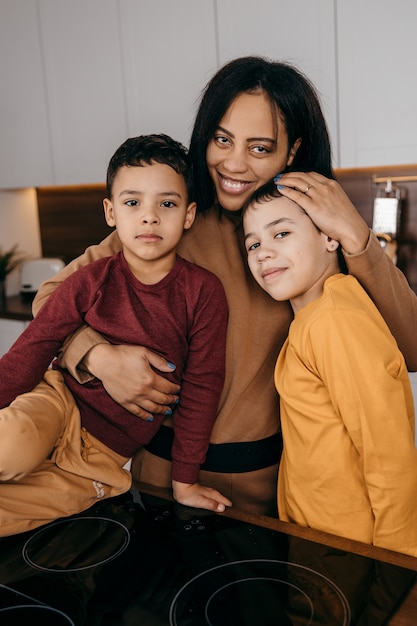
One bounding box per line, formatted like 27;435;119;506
336;0;417;167
0;0;127;188
119;0;218;147
0;0;416;188
0;1;54;187
0;0;218;188
38;0;128;185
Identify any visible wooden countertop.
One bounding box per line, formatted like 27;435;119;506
0;295;34;321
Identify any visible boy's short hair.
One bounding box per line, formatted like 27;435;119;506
242;179;283;215
106;134;194;201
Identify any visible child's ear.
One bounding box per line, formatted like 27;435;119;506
103;198;115;227
325;235;340;252
183;202;197;230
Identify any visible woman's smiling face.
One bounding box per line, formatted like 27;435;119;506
206;91;299;212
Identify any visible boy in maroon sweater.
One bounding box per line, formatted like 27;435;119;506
0;134;231;536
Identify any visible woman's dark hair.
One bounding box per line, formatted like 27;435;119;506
106;133;194;201
189;56;334;213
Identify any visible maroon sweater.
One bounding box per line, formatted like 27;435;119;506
0;253;228;483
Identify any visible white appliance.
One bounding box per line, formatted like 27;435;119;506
20;258;65;300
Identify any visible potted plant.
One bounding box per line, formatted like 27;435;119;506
0;244;26;303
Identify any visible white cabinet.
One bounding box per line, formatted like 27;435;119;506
0;0;124;188
0;0;54;187
119;0;218;147
336;0;417;167
0;0;217;188
38;0;128;185
1;1;417;187
0;320;28;357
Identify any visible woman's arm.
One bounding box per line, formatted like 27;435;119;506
33;231;180;419
344;232;417;371
278;171;417;370
83;343;181;419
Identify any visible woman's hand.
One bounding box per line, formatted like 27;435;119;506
83;343;181;420
276;171;370;255
172;480;232;513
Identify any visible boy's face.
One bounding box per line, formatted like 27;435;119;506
103;162;196;279
243;196;339;313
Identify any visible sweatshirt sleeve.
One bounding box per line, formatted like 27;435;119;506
170;275;228;484
311;309;417;556
0;269;98;407
344;230;417;371
32;231;122;382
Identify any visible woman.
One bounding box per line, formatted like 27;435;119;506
34;56;417;516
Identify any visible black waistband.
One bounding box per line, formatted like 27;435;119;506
144;425;282;473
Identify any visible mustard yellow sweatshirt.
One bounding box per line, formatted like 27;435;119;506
276;273;417;556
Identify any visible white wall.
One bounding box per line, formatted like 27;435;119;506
0;188;42;295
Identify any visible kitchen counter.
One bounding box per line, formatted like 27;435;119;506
0;295;33;321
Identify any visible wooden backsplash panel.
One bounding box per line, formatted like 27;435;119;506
36;165;417;290
36;184;112;264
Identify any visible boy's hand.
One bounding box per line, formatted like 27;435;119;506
172;480;232;513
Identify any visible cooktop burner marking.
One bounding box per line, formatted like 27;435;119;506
21;516;130;573
169;558;351;625
205;577;313;625
0;604;75;624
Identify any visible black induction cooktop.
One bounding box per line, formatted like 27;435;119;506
0;488;415;625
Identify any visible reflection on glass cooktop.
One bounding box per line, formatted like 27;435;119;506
0;489;415;625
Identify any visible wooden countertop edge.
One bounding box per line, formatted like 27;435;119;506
135;481;417;572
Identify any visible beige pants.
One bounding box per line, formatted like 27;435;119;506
0;369;132;536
